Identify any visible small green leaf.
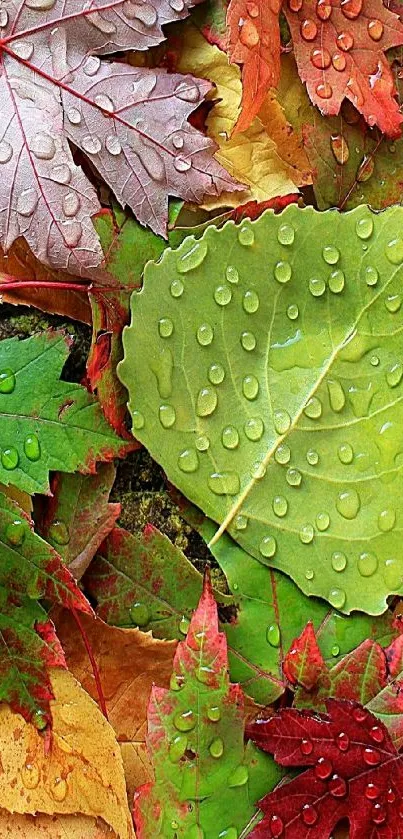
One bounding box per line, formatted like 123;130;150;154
120;204;403;614
0;331;131;494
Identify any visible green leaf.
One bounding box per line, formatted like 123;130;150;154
0;330;131;494
133;573;282;839
120;203;403;615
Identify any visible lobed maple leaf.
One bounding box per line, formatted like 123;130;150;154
227;0;282;133
0;0;241;273
247;698;403;838
284;0;403;137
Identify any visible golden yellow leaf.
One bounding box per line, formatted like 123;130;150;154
173;25;312;208
55;611;177;802
0;484;32;513
0;669;134;839
0;810;117;838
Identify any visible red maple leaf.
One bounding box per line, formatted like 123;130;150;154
247;699;403;838
227;0;281;132
284;0;403;137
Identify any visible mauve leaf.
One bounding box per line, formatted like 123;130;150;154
0;330;132;495
284;0;403;137
119;203;403;615
0;0;241;272
247;699;403;839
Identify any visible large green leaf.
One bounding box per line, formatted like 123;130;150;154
120;203;403;615
0;331;131;494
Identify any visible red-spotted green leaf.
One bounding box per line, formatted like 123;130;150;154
0;330;131;495
367;679;403;749
133;573;282;838
247;699;403;839
37;464;120;580
227;0;281;133
284;0;403;137
283;621;327;688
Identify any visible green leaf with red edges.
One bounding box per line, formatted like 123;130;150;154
83;524;209;637
247;699;403;839
227;0;281;133
0;330;132;495
0;491;91;724
37;464;120;581
133;573;282;839
284;0;403;137
283;621;328;688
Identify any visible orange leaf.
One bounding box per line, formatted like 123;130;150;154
227;0;282;133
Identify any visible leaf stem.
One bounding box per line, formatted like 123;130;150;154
71;608;109;721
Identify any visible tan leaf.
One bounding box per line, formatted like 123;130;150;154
0;669;134;839
55;611;177;802
0;810;117;838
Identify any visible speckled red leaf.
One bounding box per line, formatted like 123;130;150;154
284;0;403;137
227;0;281;132
0;0;241;272
283;621;327;689
248;699;403;839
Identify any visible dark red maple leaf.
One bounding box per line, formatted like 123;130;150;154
247;699;403;838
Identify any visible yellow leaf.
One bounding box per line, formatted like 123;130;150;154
0;809;118;837
174;25;312;208
0;669;134;839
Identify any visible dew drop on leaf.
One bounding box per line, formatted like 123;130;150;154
1;447;19;470
5;519;26;546
0;369;16;393
266;623;281;647
48;519;70;545
177;241;208;273
242;290;259;313
174;710;196;732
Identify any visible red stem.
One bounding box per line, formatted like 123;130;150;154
1;280;91;292
71;608;109;721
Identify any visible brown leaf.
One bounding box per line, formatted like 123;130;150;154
0;669;134;839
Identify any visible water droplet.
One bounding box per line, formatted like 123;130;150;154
341;0;362;17
48;519;70;545
316;512;330;531
197;323;213;346
17;188;38;217
306;568;315;580
178;449;199;473
332;644;340;656
132;410;145;430
52;777;67;802
274;409;291;434
13;40;34;60
1;447;19;470
235;514;248;530
284;305;299;324
23;434;41;461
370;355;380;366
228;765;249;787
316;82;333;99
385;293;402;313
273;495;288;517
337;31;354;50
226;265;239;284
177;241;208;273
105;134;121;156
240;331;256;351
62;191;81;218
328;587;346;609
5;519;26;546
338;442;353;464
356;155;374;183
169;733;188;761
356;216;374;239
260;535;277;558
62;221;82;247
30;132;56;160
329;774;347;797
365;266;378;286
365;782;381;800
0;141;13;164
378;508;396;532
306;449;319;465
370;725;384;743
218;829;238;839
67;106;82;124
331;551;347;572
174;710;196;732
252;460;267;482
94;93;114;113
50;164;71;184
243;290;259;313
336;489;360;519
266;623;280;647
196;435;209;452
300;738;313;755
32;709;47;730
0;369;15;393
158;317;174;338
83;55;101;76
275;443;291;464
372;804;386;825
207;364;224;386
304;397;322;419
179;616;190;635
172;131;184;149
327;380;345;412
208;472;240;495
174;154;192;172
209;737;224;758
387;787;396;804
328;270;345;293
82;135;102;155
358;552;378;577
222;426;239;449
315;757;332;780
170;279;184;298
274;261;292;283
244;417;264;441
242;375;259;400
299;524;314;544
336;732;350;751
238;225;254;246
175;80;200;102
323;246;340;267
207;706;221;722
286;467;302;487
268;816;284;838
383;558;402;588
196;387;217;417
277;223;295;245
332;52;347;71
309;277;326;297
214;284;232;306
300;18;317;39
22;763;40;789
311;47;331;69
0;9;8;27
363;747;380;766
301;805;318;826
170;674;184;691
386;362;403;387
